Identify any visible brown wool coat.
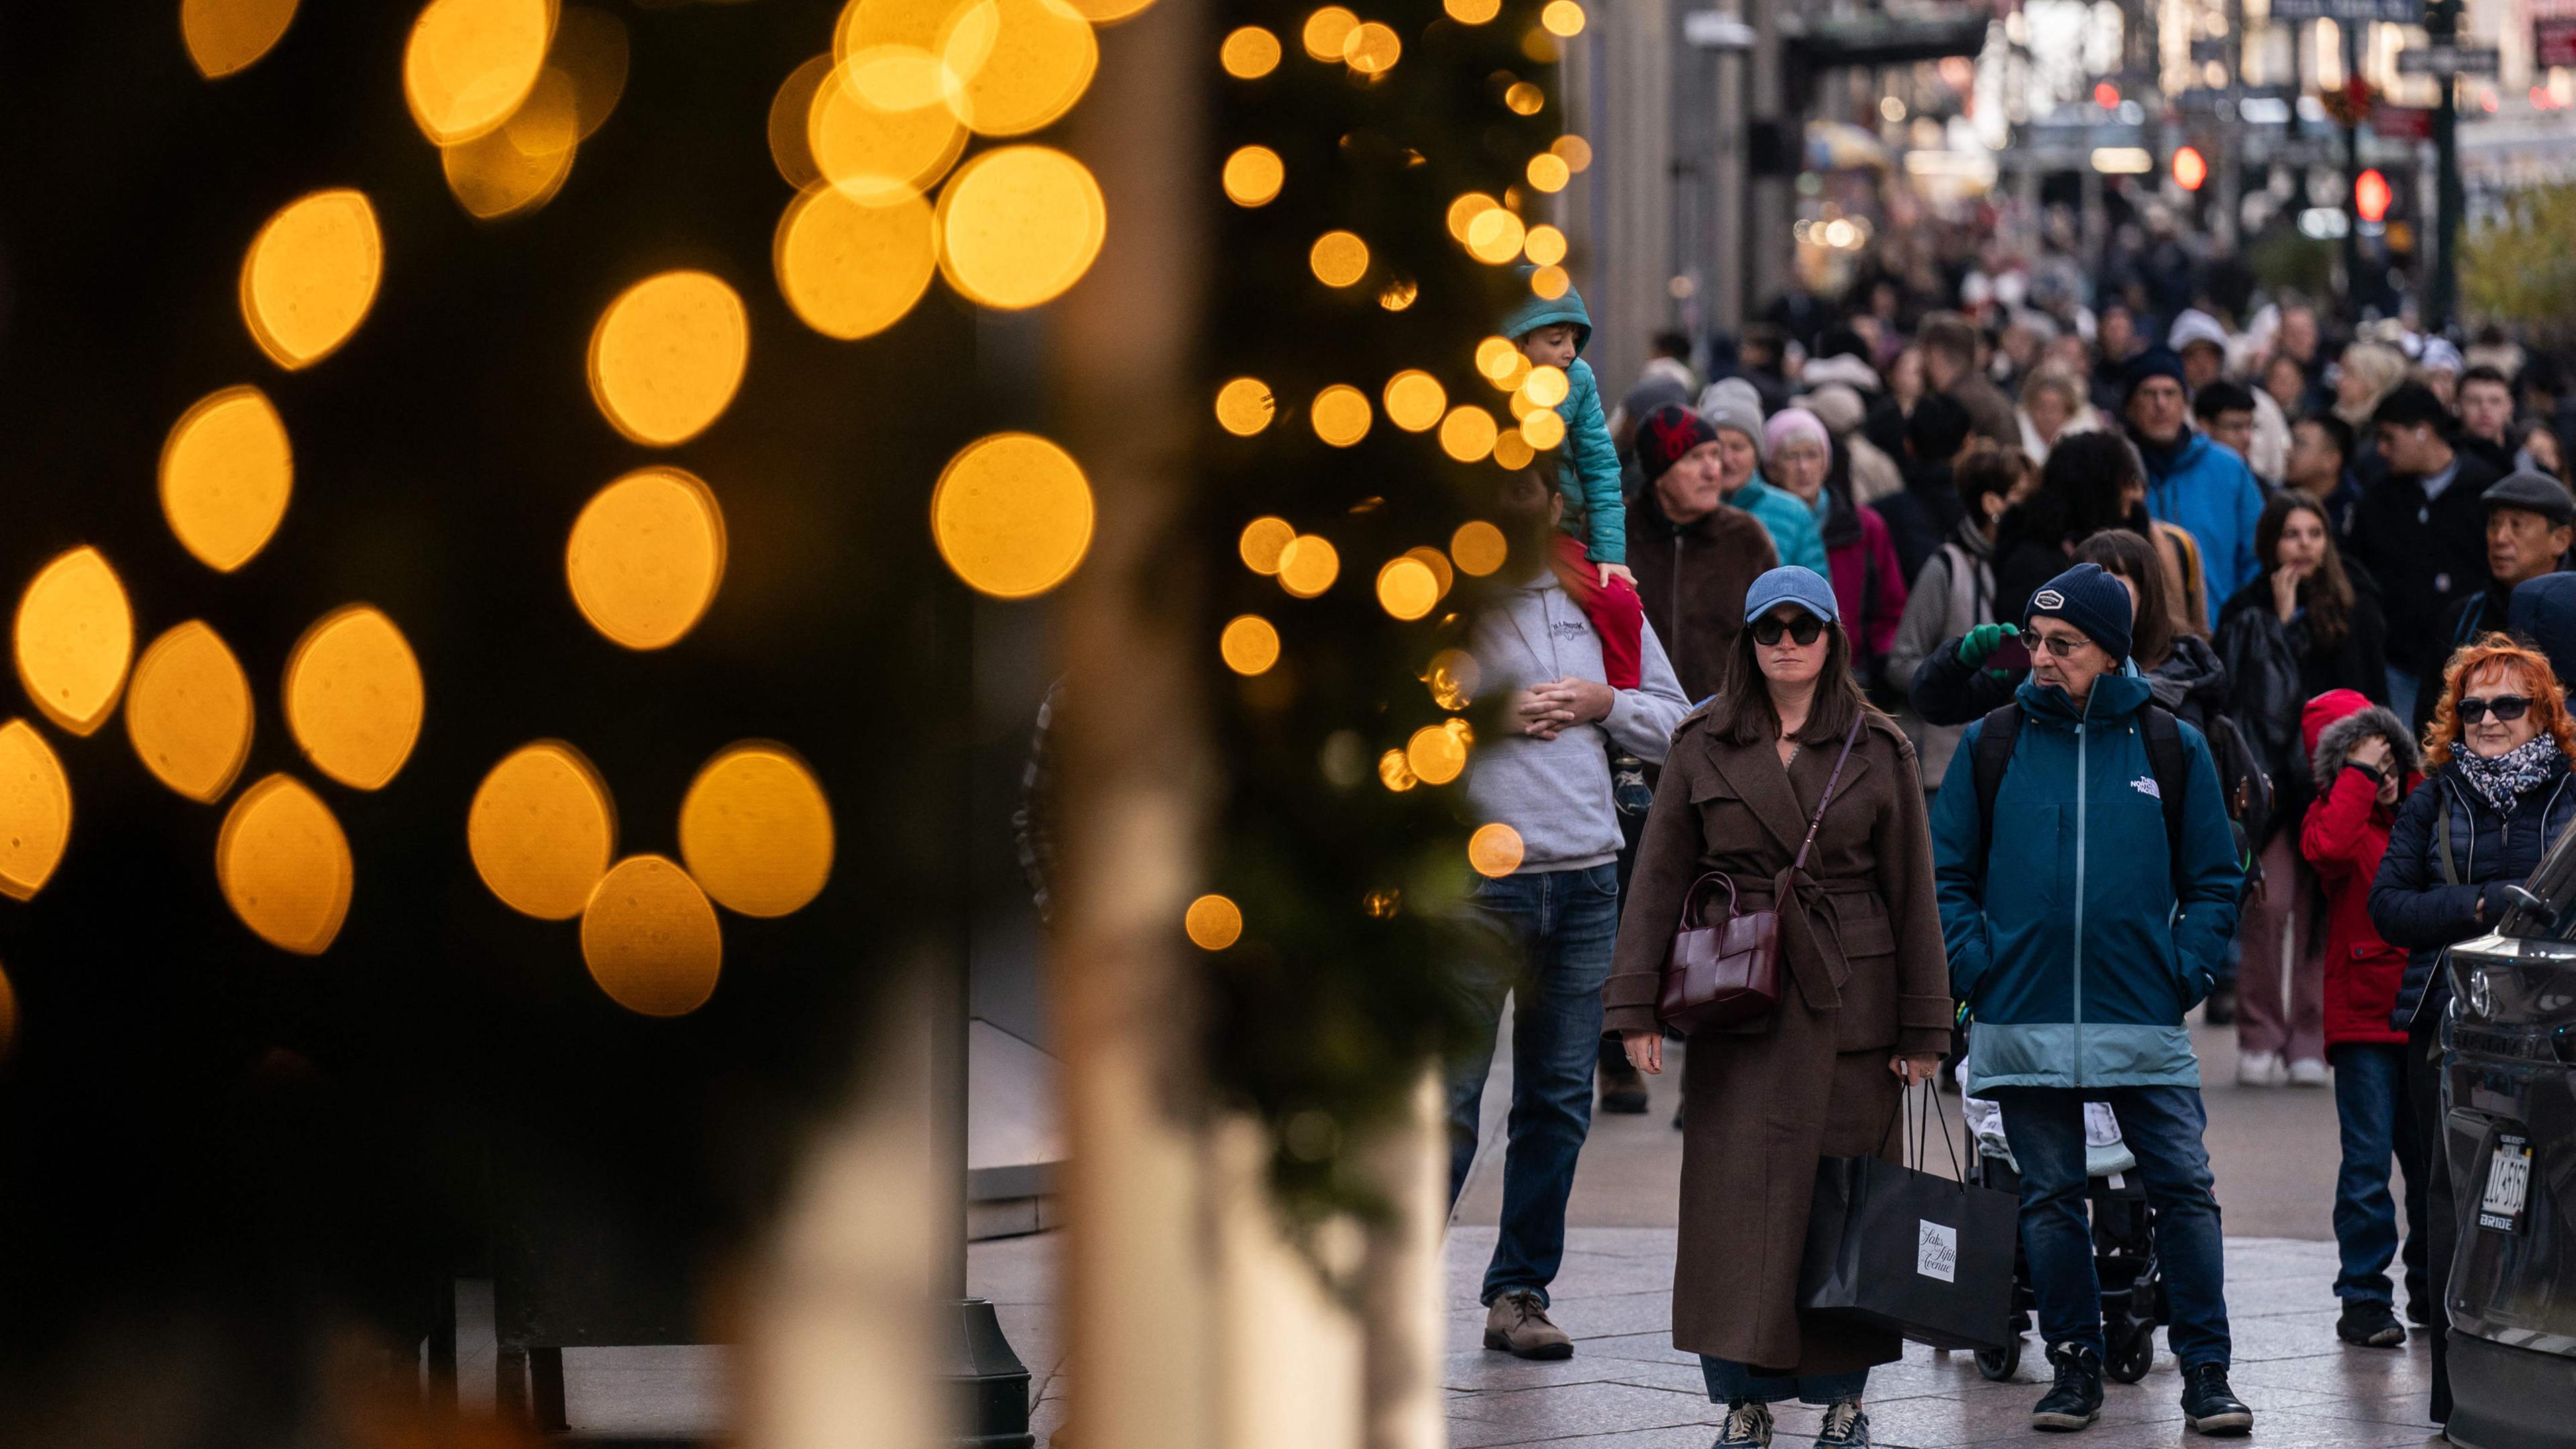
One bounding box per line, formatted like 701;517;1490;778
1602;708;1952;1375
1627;496;1780;704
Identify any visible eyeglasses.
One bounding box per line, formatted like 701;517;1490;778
2456;694;2532;724
1750;613;1826;647
2029;631;2090;658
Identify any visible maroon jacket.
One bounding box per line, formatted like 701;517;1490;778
2299;690;2420;1048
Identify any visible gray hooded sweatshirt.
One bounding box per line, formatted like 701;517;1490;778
1464;576;1693;872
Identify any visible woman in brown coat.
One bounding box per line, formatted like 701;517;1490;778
1603;566;1952;1449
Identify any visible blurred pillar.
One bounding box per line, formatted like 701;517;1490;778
1562;0;1675;396
1745;0;1792;317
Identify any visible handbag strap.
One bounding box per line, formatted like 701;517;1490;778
1789;713;1868;873
1678;871;1741;928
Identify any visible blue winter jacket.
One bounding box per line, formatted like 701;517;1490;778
1931;670;2245;1091
2366;753;2576;1032
1500;283;1626;566
2139;428;2264;629
1723;472;1830;578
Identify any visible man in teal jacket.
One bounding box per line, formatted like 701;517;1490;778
1931;562;2254;1438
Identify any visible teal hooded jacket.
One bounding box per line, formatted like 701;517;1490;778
1500;281;1625;566
1929;669;2243;1092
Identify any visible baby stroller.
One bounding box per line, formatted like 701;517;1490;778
1958;1083;2168;1383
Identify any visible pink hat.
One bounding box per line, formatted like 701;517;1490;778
1760;406;1831;462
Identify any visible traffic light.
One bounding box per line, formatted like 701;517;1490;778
2171;146;2207;191
2094;80;2120;109
2355;167;2393;222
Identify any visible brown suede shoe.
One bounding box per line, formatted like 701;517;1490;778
1483;1289;1573;1360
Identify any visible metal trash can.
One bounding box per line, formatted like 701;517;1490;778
2438;862;2576;1449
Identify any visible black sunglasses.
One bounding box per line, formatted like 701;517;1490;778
2456;694;2532;724
1750;613;1826;647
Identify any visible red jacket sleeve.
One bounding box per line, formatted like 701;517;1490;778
2302;763;2385;880
1862;507;1907;657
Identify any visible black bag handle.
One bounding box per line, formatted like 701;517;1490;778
1878;1078;1966;1189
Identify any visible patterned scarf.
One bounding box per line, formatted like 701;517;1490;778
2455;733;2563;814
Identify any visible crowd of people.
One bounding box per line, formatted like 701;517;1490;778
1439;260;2576;1448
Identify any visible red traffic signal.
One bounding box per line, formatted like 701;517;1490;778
2094;80;2120;109
2355;167;2393;222
2171;146;2208;191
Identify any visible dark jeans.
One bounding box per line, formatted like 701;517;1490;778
1701;1357;1868;1406
2405;1017;2455;1424
2329;1042;2422;1306
1991;1085;2233;1368
1445;863;1621;1307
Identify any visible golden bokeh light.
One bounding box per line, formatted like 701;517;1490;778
1277;535;1340;598
1309;230;1368;287
1377;747;1417;791
767;55;835;190
1404;545;1455;600
1426;647;1481;708
1342;21;1400;72
566;466;728;650
1541;0;1586;34
439;66;580;219
1220;614;1281;675
587;271;751;448
943;0;1098;138
239;189;382;370
127;622;254;805
1377;558;1440;621
839;0;972;59
1474;335;1520;380
1310;384;1371;447
680;742;836;918
1504;81;1544;115
1521;364;1569;409
1468;822;1525;877
1215;377;1276;436
1466;206;1527;264
184;0;301;78
1527;153;1570;192
1524;223;1568;266
1446;191;1499;241
1220;25;1282;76
1451;520;1509;575
1444;0;1500;21
774;184;938;341
1301;6;1358;58
217;773;352;954
283;606;424;791
1384;370;1447;431
160;386;291;574
15;547;133;738
552;5;629;138
1439;405;1499;462
1552;134;1593;171
468;741;618;920
931;432;1094;598
1378;277;1417;311
0;722;70;903
1184;894;1243;950
1493;430;1538;469
1406;722;1467;785
1222;146;1285;207
581;855;722;1017
1531;264;1570;299
1238;516;1295;574
809;58;968;203
1522;409;1567;449
936;146;1106;310
403;0;555;145
1055;0;1157;25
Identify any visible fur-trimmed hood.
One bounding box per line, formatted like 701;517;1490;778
2310;702;2419;793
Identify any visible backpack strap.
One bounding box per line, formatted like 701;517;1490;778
2139;705;2190;889
1971;703;2024;881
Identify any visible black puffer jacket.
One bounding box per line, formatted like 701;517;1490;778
2214;572;2390;847
2367;750;2576;1030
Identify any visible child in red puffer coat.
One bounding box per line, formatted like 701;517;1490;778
2299;687;2426;1347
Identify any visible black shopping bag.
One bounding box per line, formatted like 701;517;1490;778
1796;1083;2017;1352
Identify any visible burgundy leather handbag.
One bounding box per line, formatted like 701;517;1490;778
1656;715;1864;1032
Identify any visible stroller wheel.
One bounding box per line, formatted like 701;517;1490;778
2105;1320;2155;1383
1974;1336;2022;1381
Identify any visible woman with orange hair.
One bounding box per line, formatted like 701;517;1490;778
2367;634;2576;1431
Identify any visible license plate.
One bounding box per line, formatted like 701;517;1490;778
2479;1134;2532;1233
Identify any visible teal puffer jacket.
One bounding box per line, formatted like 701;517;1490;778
1929;669;2245;1091
1499;280;1625;566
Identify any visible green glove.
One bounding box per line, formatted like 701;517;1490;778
1956;622;2019;669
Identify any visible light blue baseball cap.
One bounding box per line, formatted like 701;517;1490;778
1743;566;1839;625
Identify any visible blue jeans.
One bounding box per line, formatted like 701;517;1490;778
2330;1042;2415;1305
1991;1086;2233;1368
1701;1358;1868;1405
1444;863;1620;1307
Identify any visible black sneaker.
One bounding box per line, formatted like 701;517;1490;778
1598;1060;1648;1114
2337;1301;2407;1348
1815;1398;1870;1447
1712;1398;1772;1448
2180;1362;2253;1436
2031;1342;2104;1432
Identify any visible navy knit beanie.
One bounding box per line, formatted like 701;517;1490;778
2027;561;2134;662
2122;347;2188;405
